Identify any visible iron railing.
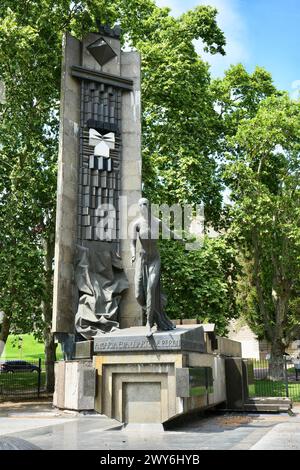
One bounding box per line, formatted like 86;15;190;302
0;358;49;401
246;356;300;401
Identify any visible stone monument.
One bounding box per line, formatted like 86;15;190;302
52;22;244;424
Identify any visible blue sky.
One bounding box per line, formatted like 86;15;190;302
156;0;300;95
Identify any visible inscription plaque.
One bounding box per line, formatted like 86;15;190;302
93;325;205;353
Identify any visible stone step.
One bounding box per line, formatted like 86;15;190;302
244;402;291;412
247;397;292;406
244;403;281;412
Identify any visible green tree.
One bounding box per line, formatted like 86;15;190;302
136;5;226;222
160;236;239;335
211;63;279;165
223;94;300;376
0;4;62;390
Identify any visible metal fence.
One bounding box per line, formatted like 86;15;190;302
0;358;48;401
246;356;300;401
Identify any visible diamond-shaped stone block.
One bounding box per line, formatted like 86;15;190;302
87;37;117;66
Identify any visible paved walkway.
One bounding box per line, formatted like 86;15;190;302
0;401;300;450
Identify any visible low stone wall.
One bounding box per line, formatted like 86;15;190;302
216;337;242;358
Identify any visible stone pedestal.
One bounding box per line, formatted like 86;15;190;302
53;360;96;411
54;324;243;421
93;325;227;424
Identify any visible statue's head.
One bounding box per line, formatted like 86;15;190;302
138;198;150;218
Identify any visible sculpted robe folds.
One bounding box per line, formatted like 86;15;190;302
75;242;129;339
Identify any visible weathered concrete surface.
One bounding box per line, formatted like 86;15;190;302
52;33;81;333
82;33;121;75
216;336;242;357
93;331;227;424
54;360;96;411
53;360;96;410
119;51;142;329
251;422;300;450
53;361;66;408
123;382;162;424
93;325;206;353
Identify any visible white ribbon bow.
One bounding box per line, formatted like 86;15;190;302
89;128;115;157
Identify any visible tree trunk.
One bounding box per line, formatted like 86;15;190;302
269;282;290;381
0;313;10;357
269;340;285;381
252;231;273;339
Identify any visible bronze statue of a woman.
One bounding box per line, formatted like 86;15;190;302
130;198;177;337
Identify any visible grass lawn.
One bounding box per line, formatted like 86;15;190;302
249;380;300;401
2;334;62;360
0;371;46;394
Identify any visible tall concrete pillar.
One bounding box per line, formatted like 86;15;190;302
52;25;142;341
120;51;143;328
52;33;81;334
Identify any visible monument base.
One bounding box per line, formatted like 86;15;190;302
53;360;96;411
53;325;243;422
92;325;228;424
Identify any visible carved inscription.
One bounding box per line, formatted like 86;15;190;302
94;336;181;352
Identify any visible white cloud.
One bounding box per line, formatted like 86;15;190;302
291;80;300;100
155;0;250;78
